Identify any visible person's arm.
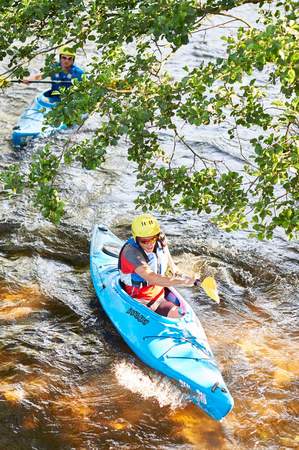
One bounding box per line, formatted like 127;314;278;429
135;263;195;287
22;73;43;84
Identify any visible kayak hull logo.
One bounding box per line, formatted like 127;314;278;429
127;307;149;325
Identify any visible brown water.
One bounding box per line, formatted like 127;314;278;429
0;248;298;449
1;3;299;449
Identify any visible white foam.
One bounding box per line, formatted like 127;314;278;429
113;360;187;409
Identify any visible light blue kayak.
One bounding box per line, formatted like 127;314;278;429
90;225;234;421
11;90;66;147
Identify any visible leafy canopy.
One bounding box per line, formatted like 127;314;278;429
0;0;298;238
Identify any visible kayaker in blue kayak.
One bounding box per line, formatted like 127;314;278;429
118;214;196;318
23;46;84;100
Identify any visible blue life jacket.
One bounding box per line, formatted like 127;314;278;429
51;63;84;94
119;237;168;287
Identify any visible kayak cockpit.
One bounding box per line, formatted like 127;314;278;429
102;243;122;258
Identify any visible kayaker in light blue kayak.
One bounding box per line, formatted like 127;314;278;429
23;46;84;101
118;214;196;318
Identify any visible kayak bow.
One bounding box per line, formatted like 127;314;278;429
11;89;66;147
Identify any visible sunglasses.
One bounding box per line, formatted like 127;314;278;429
138;236;158;245
61;55;73;61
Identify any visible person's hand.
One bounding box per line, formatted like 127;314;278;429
177;274;196;287
22;77;31;85
22;73;41;84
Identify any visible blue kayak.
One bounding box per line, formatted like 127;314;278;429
11;90;66;147
90;225;234;421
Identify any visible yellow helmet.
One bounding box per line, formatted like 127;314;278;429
59;46;76;58
131;214;161;239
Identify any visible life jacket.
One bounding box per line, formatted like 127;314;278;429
51;63;84;94
118;237;168;289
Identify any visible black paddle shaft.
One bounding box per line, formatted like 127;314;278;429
9;79;72;84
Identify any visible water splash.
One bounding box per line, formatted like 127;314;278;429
113;360;187;409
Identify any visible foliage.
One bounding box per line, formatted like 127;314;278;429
0;0;298;238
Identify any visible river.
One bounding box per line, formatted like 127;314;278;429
0;4;298;450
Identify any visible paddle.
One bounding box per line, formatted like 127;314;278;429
0;76;72;88
194;276;220;303
11;80;72;84
0;76;133;92
0;78;71;86
0;76;133;95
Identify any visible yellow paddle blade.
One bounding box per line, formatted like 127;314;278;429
0;76;10;88
201;276;220;303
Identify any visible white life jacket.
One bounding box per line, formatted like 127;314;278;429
119;237;168;287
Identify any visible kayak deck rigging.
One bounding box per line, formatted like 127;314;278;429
143;334;214;360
